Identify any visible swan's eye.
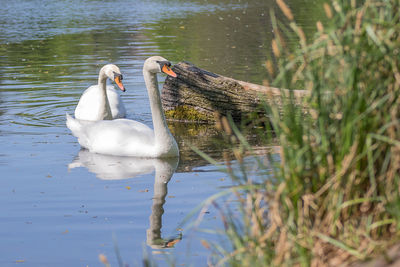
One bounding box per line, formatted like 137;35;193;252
113;74;126;92
157;61;171;68
113;72;123;82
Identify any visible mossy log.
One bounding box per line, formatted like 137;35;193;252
161;61;309;123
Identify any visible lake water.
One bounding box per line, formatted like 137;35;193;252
0;0;323;266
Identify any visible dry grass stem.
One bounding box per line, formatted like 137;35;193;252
203;0;400;265
276;0;294;21
323;3;333;18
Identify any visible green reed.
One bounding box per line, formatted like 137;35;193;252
204;0;400;266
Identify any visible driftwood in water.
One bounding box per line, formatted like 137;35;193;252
161;61;309;123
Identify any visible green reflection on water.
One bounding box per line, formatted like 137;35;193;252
0;0;327;91
145;0;326;84
0;0;326;130
0;29;137;91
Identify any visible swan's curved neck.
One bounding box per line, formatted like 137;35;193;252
143;70;174;150
96;70;112;120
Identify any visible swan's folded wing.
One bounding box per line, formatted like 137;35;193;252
75;85;126;120
74;85;102;120
83;119;156;157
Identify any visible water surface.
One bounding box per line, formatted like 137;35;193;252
0;0;323;265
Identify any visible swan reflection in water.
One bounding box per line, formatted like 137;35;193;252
68;149;182;248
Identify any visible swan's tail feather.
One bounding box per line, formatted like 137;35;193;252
66;113;91;149
66;113;82;136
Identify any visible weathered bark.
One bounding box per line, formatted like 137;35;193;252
161;61;309;122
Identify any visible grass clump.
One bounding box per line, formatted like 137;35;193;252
203;0;400;266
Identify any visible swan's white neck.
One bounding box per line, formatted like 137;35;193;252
96;70;112;120
143;69;177;157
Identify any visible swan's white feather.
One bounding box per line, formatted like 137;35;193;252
66;56;179;158
67;115;158;157
74;85;126;121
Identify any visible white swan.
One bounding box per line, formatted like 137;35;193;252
66;56;179;158
74;64;126;121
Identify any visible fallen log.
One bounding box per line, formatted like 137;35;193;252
161;61;309;123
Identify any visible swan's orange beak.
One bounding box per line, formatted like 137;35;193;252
114;76;126;92
162;65;177;78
